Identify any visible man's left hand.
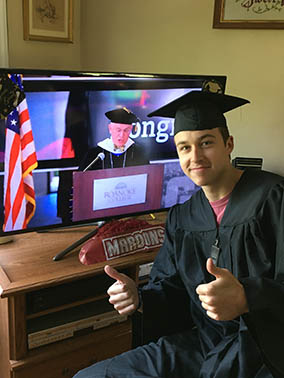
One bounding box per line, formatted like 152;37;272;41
196;258;249;321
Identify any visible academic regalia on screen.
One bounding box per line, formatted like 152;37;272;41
78;142;148;170
58;107;148;222
79;107;148;170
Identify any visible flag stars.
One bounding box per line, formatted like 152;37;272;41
10;119;17;126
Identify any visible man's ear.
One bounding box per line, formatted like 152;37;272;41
226;135;234;155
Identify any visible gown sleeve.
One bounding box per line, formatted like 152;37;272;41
240;181;284;377
139;206;194;344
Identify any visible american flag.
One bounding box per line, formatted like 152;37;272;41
3;75;38;232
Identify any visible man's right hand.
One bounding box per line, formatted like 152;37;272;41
104;265;139;316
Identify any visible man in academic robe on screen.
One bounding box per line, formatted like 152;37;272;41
58;107;148;223
79;107;148;171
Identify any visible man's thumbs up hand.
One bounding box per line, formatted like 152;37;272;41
206;257;226;279
104;265;129;284
196;258;249;321
104;265;139;316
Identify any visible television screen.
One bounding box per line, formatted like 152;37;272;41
0;69;226;239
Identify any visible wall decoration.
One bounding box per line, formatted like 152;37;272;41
23;0;73;42
213;0;284;29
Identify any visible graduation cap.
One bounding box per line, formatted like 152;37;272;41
105;107;140;125
147;85;250;135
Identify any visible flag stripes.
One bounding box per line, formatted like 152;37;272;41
3;76;37;232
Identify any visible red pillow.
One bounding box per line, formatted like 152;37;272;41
79;218;165;265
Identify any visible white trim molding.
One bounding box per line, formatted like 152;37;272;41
0;0;9;67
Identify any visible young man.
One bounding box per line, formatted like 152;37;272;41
79;107;148;170
73;90;284;378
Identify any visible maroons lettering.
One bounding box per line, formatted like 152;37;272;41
102;227;165;259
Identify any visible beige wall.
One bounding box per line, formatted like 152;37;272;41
6;0;284;175
7;0;81;70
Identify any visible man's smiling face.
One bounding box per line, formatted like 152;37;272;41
174;127;234;189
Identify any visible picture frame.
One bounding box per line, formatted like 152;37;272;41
23;0;73;42
213;0;284;29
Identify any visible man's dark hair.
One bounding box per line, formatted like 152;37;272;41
218;126;230;145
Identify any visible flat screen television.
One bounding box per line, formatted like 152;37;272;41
0;68;226;256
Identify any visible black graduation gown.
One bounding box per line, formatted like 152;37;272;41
140;169;284;378
78;143;148;171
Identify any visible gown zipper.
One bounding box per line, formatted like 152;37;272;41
210;238;220;266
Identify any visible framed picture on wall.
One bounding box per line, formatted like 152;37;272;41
213;0;284;29
23;0;73;42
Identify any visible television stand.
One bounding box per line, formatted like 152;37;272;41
0;215;165;378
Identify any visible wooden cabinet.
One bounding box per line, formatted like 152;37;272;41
10;322;131;378
0;221;160;378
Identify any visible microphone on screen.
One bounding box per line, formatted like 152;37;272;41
83;152;105;172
